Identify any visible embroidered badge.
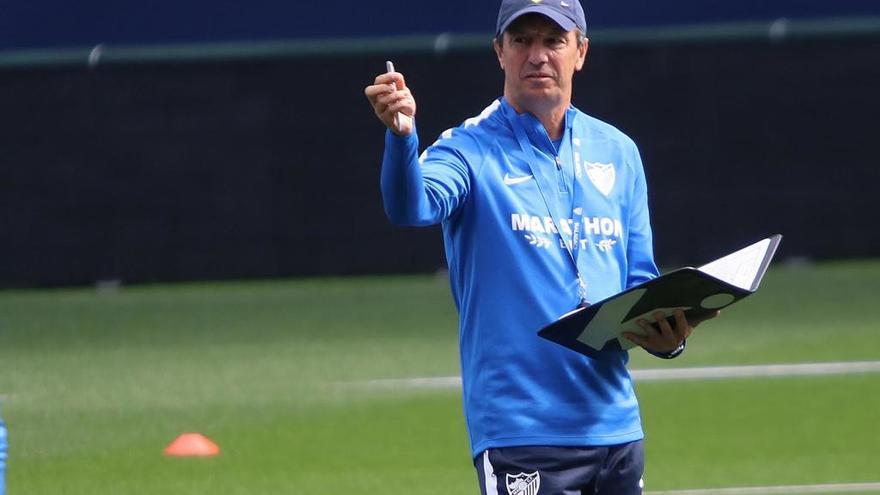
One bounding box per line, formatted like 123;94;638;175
585;161;616;196
506;472;540;495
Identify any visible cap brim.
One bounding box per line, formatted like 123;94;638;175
497;6;578;37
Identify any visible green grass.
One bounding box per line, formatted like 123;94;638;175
639;375;880;488
1;260;879;494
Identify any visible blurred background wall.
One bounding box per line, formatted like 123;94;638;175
3;0;879;49
2;1;879;287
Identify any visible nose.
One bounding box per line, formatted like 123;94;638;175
527;43;549;65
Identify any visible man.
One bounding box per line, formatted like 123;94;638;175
365;1;714;493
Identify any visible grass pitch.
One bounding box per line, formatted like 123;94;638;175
1;260;878;494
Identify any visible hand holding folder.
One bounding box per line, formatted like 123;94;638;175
538;235;782;360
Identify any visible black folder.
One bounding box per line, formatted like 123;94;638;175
538;235;782;360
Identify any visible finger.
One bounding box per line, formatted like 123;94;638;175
364;83;397;102
636;319;655;336
384;89;416;115
380;99;406;120
375;90;409;111
387;95;415;116
653;311;674;339
673;309;691;340
387;102;408;119
373;72;394;85
376;89;407;107
622;332;649;348
386;72;407;90
365;90;390;114
374;72;407;90
690;309;721;328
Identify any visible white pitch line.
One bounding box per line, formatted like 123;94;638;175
645;481;880;495
632;361;880;382
364;376;461;390
362;361;880;390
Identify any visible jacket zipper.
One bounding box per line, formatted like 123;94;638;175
555;155;569;194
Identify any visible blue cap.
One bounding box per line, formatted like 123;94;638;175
495;0;587;38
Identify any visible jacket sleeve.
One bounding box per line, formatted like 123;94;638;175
380;126;471;226
625;142;660;288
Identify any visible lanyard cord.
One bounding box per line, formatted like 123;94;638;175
507;109;589;303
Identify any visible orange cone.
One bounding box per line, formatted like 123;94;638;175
163;433;221;457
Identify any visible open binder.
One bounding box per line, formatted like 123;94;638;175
538;234;782;360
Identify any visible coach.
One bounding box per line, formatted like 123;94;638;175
365;1;715;493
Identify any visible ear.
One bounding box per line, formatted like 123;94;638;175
493;37;505;70
575;37;588;72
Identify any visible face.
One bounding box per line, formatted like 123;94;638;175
494;14;588;115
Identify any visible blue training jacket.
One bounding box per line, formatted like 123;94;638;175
381;97;659;458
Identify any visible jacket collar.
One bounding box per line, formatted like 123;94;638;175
499;97;578;149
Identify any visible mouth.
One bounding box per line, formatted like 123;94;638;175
523;73;555;85
524;73;554;80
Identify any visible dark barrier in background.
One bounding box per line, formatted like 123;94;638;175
3;0;877;50
2;35;879;287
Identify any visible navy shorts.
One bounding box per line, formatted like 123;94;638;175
474;442;644;495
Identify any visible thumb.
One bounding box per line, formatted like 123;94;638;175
390;72;408;90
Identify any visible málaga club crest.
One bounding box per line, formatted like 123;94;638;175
506;471;540;495
585;161;616;197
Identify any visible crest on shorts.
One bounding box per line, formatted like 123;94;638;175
506;471;540;495
585;161;616;196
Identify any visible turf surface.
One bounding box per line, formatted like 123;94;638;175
1;260;878;494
